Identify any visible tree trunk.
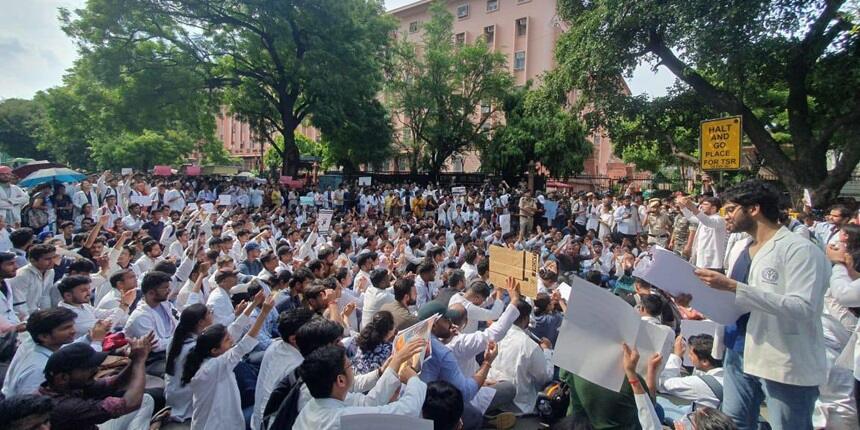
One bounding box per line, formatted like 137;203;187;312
280;131;300;177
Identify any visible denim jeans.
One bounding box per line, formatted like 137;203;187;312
722;348;820;430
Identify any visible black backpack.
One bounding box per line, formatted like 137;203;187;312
261;368;303;430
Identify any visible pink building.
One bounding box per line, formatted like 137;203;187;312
216;0;636;179
390;0;634;177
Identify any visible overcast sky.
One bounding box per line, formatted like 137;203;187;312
0;0;676;100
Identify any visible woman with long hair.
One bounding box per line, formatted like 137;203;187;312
183;292;276;430
164;304;211;422
352;310;395;374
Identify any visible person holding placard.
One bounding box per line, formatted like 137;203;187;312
694;180;829;430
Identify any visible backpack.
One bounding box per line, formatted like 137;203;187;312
261;368;303;430
21;194;49;230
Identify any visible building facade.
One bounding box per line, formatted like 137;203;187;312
217;0;635;179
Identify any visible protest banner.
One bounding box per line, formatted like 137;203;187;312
316;209;334;234
393;315;438;372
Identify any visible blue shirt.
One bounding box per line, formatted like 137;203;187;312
250;308;280;352
724;246;752;354
420;337;479;401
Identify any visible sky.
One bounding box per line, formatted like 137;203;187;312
0;0;677;101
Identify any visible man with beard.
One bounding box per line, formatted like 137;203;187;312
379;278;418;331
124;271;177;376
694;180;829;430
0;251;24;386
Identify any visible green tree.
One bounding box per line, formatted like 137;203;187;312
552;0;859;206
386;0;513;176
63;0;395;176
482;86;591;182
34;40;230;170
0;99;49;160
91;130;197;171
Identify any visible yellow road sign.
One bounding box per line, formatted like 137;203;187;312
700;116;742;171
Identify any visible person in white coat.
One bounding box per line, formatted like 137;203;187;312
679;195;728;271
184;292;276;430
8;243;56;318
72;180;100;217
124;271;178;376
250;307;316;430
0;167;29;226
486;300;553;414
694;180;829;430
293;340;428;430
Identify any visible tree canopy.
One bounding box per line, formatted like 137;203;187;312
552;0;859;206
482;85;591;182
0;99;49;160
60;0;395;176
386;0;513;176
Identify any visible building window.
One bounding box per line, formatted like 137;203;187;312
455;32;466;46
486;0;499;12
514;51;526;70
483;25;495;45
456;4;469;19
516;18;528;37
409;21;419;33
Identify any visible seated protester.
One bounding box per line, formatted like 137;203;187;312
422;380;465;430
57;275;129;338
278;268;313;314
379;278;419;331
460;249;479;281
166;298;257;423
418;301;501;430
49;258;108;310
0;394;53;430
239;242;263;277
658;334;724;415
352;310;395;374
124;271;178;376
9;243;56;318
304;281;334;315
487;300;554;415
251;308;316;430
97;270;138;316
244;282;281;361
207;270;240;326
183;293;276;430
674;293;705;321
532;292;565;348
39;335;155;430
434;269;466;306
414;261;437;307
293;342;428;430
537;266;570;295
2;308;108;397
360;269;395;329
176;258;217;310
638;294;676;341
446;278;521;378
447;280;504;334
132;239;163;276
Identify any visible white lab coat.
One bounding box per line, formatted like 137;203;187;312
58;301;127;338
293;371;427;430
207;287;235;327
360;286;395;330
190;335;259;430
125;301;178;352
658;353;724;409
448;303;519;376
251;340;304;430
8;264;55;318
448;293;504;334
735;227;829;386
682;208;728;270
486;325;553;414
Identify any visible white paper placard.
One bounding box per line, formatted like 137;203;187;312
358;176;372;186
316;209;334;234
553;277;641;392
121;168;133;176
201;203;216;214
452;186;466;196
632;247;746;325
217;194;232;206
680;319;723;366
186;202;198;213
130;195;152;207
340;415;433;430
499;214;511;234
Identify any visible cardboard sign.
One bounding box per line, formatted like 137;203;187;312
488;245;539;298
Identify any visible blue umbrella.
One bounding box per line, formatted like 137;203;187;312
19;167;86;188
